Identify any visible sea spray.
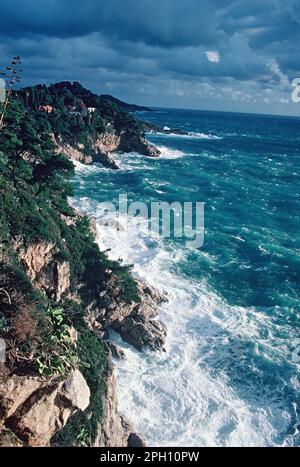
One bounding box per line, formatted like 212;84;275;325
71;107;300;447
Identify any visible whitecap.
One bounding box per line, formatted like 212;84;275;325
70;197;299;447
156;145;186;159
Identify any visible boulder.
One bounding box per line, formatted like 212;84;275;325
60;369;90;412
94;152;119;169
106;342;126;361
117;315;167;352
128;432;147;448
0;375;44;423
4;370;90;447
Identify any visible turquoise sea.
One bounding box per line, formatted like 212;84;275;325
72;108;300;447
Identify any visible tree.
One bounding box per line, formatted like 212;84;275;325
0;56;23;129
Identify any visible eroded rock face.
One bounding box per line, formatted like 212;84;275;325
116;316;167;352
106;342;126;361
53;127;160;170
94;372;146;447
94;152;119;169
56;261;71;302
54;138;93;165
119;133;161;158
94;372;129;447
95;132;120;154
88;279;168;352
59;369;90;413
0;375;44;425
0;370;90;447
16;242;70;302
17;242;56;282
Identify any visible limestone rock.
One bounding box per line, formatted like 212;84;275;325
0;374;44;423
16;242;71;302
94;152;119;169
55;261;70;302
94;132;120;155
60;369;90;412
94;372;129;447
106;342;126;361
117;316;167;351
2;370;90;447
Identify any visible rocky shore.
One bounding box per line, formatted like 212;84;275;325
0;208;167;447
0;81;167;447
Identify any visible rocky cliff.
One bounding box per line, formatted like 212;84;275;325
17;81;160;170
0;370;90;446
0;82;166;447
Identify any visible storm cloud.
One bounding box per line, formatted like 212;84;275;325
0;0;299;114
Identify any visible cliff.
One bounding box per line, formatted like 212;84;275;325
17;81;160;170
0;83;164;447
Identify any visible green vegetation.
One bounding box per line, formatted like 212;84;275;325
51;319;110;446
16;81;144;153
0;81;141;445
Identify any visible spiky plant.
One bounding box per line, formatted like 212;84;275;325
0;56;22;129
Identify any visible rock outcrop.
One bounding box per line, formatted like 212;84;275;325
9;213;166;447
116;316;167;352
53;136;93;165
0;370;90;447
53;126;160;170
94;372;145;447
88;279;168;352
94;152;119;169
15;242;70;302
119;132;160;158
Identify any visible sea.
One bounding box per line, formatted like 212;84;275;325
71;108;300;447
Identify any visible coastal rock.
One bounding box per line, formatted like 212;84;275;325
16;242;70;302
94;151;119;169
119;132;160;158
60;369;90;412
55;261;70;302
0;374;44;424
53;122;160;169
139;138;161;158
17;242;57;282
106;342;126;361
4;370;90;447
95;132;120;154
95;371;146;447
128;432;147;448
116;315;167;352
54;137;93;165
97;217;125;231
94;372;130;447
88;279;168;352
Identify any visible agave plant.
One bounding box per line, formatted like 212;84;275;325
0;56;23;129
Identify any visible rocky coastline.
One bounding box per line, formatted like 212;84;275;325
0;199;167;448
0;81;168;447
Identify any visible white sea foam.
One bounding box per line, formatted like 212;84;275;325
72;160;109;174
70;195;299;447
156;145;186;159
149;131;223;140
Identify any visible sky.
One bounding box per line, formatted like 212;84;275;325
0;0;300;116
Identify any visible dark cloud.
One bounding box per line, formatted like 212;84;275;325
0;0;299;115
0;0;227;46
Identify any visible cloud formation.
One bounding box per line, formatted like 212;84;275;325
0;0;299;114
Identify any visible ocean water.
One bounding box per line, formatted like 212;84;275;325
71;108;300;447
